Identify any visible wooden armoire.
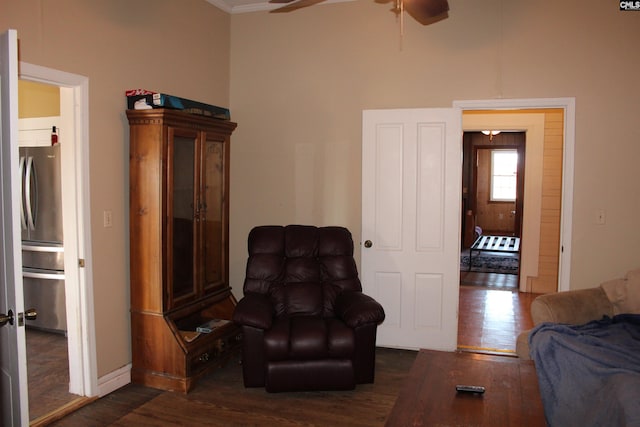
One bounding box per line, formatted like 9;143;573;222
127;109;240;392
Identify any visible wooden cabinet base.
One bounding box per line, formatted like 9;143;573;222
131;291;242;393
131;343;240;394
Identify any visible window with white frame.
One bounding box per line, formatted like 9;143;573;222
490;150;517;202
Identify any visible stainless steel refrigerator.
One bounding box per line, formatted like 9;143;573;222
19;144;66;334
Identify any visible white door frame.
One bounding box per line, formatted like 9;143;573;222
453;98;575;292
19;62;98;397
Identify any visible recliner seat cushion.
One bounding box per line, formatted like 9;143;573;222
326;318;355;357
264;317;354;361
290;316;327;359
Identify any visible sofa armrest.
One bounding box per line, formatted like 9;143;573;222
232;293;274;330
335;291;385;328
516;330;532;359
531;287;613;326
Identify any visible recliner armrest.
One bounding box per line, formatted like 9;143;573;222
232;293;274;330
335;291;385;328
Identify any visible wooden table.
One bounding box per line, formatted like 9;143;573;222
385;349;546;426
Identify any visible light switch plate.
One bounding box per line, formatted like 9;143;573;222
103;210;113;228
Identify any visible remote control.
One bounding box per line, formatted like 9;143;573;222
456;385;485;394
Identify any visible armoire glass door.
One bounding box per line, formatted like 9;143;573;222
170;133;197;303
201;138;225;293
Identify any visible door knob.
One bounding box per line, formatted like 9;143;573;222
364;240;373;248
0;310;14;327
25;308;37;321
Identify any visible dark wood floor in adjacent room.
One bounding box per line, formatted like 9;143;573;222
48;276;538;426
27;329;82;424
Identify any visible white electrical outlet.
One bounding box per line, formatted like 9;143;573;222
103;210;113;228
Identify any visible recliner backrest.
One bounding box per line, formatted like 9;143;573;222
243;225;362;318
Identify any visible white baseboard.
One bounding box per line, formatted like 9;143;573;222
97;364;131;397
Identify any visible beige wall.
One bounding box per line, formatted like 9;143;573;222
4;0;640;384
229;0;640;296
2;0;231;377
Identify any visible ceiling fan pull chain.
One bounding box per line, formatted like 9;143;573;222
398;0;405;50
401;0;404;36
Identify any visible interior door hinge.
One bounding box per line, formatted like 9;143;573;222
78;258;85;267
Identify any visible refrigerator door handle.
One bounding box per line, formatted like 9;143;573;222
22;243;64;253
25;155;37;231
23;270;65;280
19;156;26;230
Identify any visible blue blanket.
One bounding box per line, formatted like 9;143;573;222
529;314;640;427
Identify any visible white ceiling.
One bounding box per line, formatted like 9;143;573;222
205;0;352;14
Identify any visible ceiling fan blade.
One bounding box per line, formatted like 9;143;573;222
270;0;328;13
404;0;449;25
269;0;297;4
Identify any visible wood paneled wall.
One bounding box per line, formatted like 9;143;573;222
530;109;564;294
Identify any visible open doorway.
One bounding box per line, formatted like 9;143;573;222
18;64;97;423
18;80;82;423
456;107;568;294
18;108;80;420
460;131;525;290
455;101;573;354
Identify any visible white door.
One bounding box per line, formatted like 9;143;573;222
362;108;462;351
1;29;30;426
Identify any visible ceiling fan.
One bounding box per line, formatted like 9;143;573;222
269;0;449;26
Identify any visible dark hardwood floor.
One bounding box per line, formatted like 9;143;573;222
43;277;537;426
50;347;417;427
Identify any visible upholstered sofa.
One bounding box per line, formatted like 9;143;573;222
516;269;640;426
516;268;640;359
232;225;386;392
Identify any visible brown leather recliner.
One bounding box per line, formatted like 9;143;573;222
232;225;385;392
